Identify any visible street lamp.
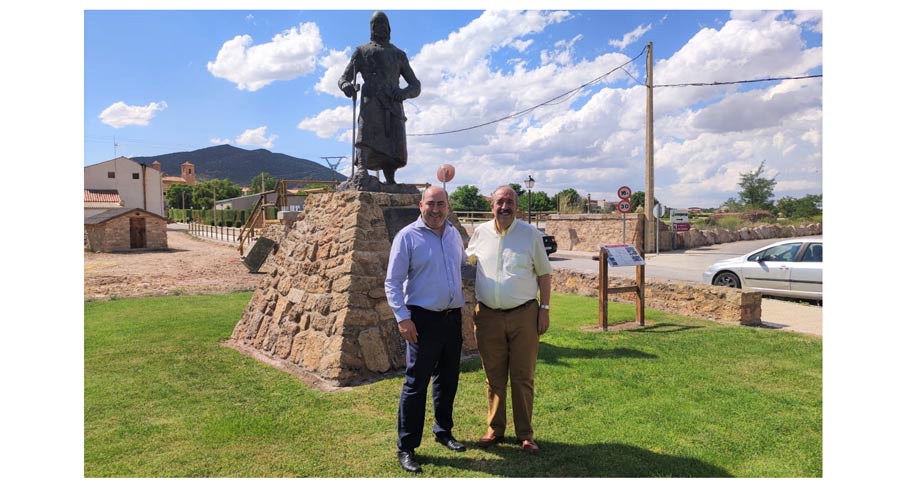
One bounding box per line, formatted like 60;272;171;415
524;175;535;225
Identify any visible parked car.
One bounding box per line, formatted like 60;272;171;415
543;234;558;256
702;237;822;300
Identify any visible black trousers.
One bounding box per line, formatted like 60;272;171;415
397;306;463;451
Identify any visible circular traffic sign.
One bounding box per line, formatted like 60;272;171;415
654;203;664;218
617;199;632;213
437;164;455;183
617;185;632;200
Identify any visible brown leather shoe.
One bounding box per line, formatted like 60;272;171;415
477;433;504;448
520;439;540;454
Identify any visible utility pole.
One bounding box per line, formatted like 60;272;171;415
644;41;655;253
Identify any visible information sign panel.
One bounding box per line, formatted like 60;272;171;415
600;244;646;267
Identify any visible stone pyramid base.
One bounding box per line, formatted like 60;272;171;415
226;190;476;387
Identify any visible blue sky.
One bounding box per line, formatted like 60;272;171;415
85;8;823;208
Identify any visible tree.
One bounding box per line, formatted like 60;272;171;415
519;190;554;212
449;185;490;211
555;188;582;213
165;184;194;209
508;183;525;197
192;179;243;209
776;194;822;219
738;161;776;210
249;172;278;193
720;197;744;212
629;191;658;212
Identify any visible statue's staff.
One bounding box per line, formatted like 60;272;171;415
350;61;360;178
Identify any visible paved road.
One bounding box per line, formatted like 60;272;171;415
549;237;823;336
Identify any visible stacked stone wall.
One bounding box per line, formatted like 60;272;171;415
546;214;821;252
552;269;761;325
85;212;168;252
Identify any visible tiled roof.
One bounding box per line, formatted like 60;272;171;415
84;189;121;203
84;208;165;225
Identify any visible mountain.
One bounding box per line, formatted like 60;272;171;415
131;145;345;186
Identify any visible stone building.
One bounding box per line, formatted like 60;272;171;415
84;208;168;252
160;161;197;192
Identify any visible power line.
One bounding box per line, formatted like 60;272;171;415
653;74;822;88
410;42;821;137
410;46;648;137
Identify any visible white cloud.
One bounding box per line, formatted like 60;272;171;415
314;48;352;98
210;137;231;145
608;23;652;51
541;34;583;65
297;105;352;139
98;101;167;128
299;10;822;207
207;22;323;91
511;39;533;53
235;126;277;149
793;10;822;33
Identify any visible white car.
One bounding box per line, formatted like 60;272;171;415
702;237;822;301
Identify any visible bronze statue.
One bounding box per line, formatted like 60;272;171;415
338;11;421;185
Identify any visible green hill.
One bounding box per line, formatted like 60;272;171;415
132;144;345;186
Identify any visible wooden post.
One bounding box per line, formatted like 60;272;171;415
599;247;608;330
636;257;645;326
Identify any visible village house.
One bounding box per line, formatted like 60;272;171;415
84;157;164;218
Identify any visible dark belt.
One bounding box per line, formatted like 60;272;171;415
478;299;536;312
407;305;461;316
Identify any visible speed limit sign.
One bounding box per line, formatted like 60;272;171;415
617;200;632;213
617;185;632;200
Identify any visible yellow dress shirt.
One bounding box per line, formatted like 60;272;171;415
466;219;553;310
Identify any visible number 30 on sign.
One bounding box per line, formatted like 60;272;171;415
617;200;631;213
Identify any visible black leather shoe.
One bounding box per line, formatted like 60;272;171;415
397;450;422;473
435;435;467;452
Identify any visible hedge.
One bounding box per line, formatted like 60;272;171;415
167;207;280;227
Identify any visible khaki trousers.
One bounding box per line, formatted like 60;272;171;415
474;300;539;441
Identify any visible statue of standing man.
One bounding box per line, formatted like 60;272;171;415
338;11;421;185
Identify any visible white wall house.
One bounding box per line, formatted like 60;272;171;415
84;157;164;218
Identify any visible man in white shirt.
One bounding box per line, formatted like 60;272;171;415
466;185;552;454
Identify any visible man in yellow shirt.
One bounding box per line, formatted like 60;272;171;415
466;185;552;454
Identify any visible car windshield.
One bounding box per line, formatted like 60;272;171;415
748;242;802;262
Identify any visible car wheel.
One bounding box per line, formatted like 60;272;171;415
713;271;740;288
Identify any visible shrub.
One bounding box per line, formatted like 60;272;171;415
742;210;774;223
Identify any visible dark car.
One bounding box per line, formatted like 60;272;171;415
543;234;557;256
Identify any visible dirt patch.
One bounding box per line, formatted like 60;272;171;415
84;229;266;301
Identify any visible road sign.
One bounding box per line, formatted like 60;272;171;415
617;199;631;213
670;209;689;223
673;222;691;232
654;203;664;218
437;164;455;183
617;185;632;200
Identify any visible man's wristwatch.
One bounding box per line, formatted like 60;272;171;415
539;304;550;310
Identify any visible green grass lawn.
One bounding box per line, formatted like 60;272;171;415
84;292;821;477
